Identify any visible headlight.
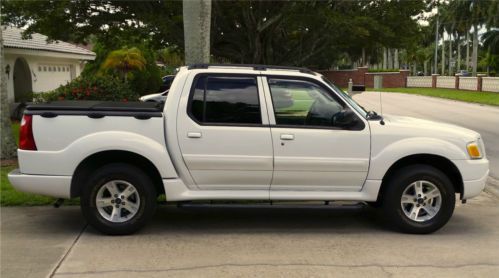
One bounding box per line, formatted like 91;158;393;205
467;141;483;159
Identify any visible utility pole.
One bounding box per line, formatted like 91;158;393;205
434;15;439;74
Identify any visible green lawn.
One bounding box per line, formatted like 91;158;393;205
366;87;499;106
12;121;20;144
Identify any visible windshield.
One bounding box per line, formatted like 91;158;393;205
321;76;368;118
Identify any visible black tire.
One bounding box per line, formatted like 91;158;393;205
81;163;157;235
381;164;455;234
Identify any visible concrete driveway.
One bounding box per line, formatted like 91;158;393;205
353;91;499;179
2;192;499;278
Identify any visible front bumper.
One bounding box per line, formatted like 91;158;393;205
452;159;489;199
7;169;71;198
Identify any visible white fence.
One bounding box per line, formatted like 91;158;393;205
406;75;499;93
459;77;478;91
482;77;499;93
436;76;455;89
407;76;432;88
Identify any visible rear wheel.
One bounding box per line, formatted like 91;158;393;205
382;165;455;234
81;163;157;235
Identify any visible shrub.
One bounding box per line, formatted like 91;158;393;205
35;75;139;102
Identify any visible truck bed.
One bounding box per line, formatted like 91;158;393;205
25;101;163;118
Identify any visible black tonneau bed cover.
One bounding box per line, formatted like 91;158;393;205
25;101;163;119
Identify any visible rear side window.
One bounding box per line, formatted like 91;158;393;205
190;75;261;125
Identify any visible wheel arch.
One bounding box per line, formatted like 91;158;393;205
377;154;464;202
71;150;165;198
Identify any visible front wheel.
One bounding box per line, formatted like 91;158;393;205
81;163;157;235
382;165;455;234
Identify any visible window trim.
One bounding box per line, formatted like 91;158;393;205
264;75;366;131
186;73;268;127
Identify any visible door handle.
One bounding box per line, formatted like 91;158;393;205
280;134;295;140
187;132;202;138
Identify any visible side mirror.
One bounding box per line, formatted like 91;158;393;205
333;109;358;128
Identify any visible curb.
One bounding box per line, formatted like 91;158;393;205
485;176;499;200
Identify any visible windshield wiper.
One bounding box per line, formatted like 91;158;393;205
366;111;385;125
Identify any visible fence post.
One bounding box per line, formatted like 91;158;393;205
400;70;410;87
455;74;460;90
432;74;439;88
477;74;485;92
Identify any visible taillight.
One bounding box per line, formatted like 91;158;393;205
19;115;37;151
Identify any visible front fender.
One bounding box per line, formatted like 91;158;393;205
367;137;468;180
18;131;178;178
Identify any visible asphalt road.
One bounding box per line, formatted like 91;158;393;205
353;92;499;179
2;192;499;278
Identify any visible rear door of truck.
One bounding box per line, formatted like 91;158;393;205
176;73;273;190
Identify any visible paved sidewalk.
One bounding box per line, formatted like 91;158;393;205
1;190;499;278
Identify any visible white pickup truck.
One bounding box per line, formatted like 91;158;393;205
9;64;489;235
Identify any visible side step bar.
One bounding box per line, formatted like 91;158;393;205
174;201;366;210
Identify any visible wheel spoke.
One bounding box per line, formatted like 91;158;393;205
96;197;113;208
422;206;437;218
105;181;121;196
122;184;138;198
110;206;121;221
414;181;424;196
426;188;441;199
409;206;421;220
401;194;415;204
123;201;139;215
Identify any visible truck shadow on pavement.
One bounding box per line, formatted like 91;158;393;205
82;204;484;236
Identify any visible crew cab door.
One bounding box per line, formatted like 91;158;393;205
263;76;370;192
177;74;273;190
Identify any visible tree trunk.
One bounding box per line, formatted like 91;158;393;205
441;37;445;75
361;48;366;66
383;47;387;69
394;49;399;69
448;33;452;75
183;0;211;64
457;35;461;70
472;24;478;76
1;27;18;159
387;48;392;69
466;30;470;70
424;60;428;75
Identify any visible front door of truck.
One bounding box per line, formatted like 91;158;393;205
263;76;370;192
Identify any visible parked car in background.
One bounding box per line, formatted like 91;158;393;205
139;75;175;103
139;90;168;103
458;70;471;76
159;75;175;92
9;64;489;235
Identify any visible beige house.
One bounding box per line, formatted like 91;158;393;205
3;26;96;105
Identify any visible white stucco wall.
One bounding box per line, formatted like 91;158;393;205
4;48;92;103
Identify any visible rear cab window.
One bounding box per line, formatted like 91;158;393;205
189;75;262;125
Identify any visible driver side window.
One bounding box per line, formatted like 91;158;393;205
268;78;345;127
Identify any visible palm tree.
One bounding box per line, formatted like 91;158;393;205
183;0;211;64
0;27;18;159
482;29;498;55
456;0;493;76
101;47;146;82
